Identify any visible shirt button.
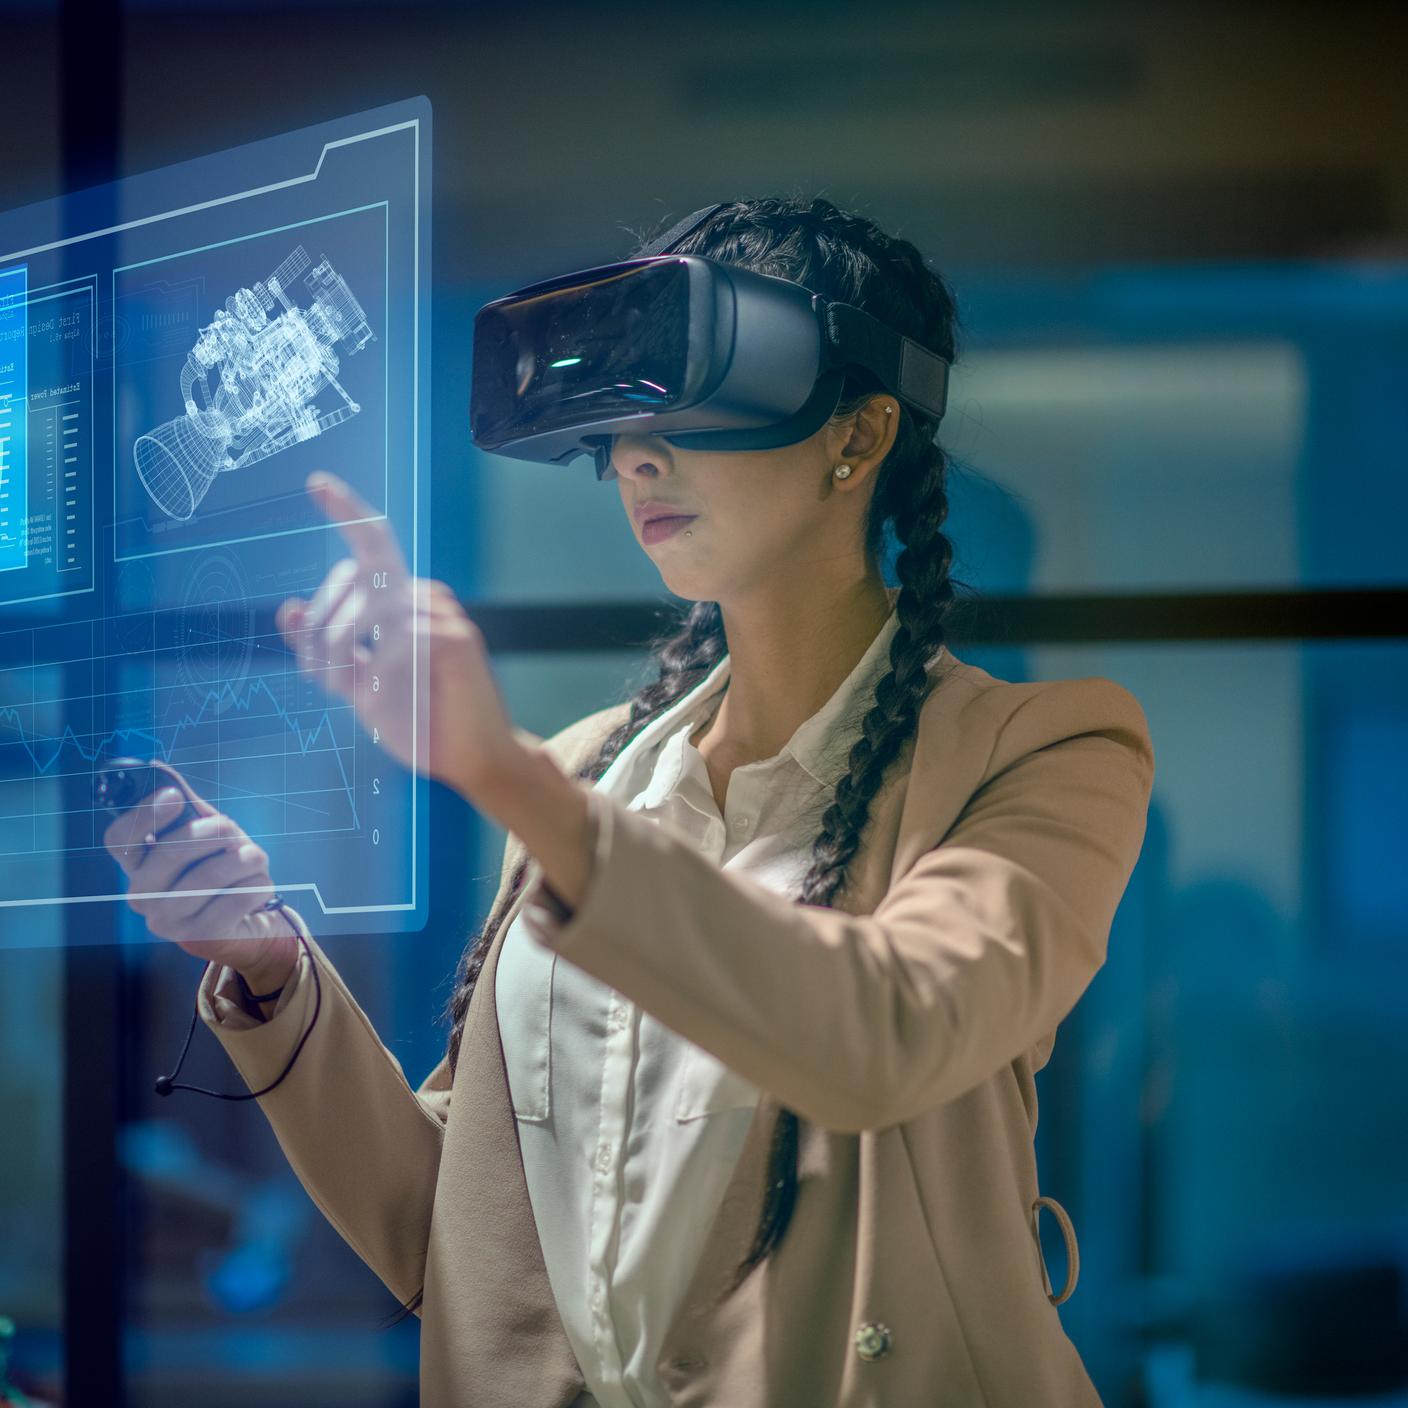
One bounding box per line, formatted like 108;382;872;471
610;1004;629;1031
595;1145;613;1173
731;813;752;831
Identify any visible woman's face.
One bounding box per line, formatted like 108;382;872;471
608;403;893;603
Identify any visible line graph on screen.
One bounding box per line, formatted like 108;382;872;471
0;609;364;864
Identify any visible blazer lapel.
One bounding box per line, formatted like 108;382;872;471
429;875;588;1405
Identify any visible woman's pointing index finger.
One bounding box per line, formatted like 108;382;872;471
306;470;408;575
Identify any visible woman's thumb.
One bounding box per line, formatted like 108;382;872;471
150;762;218;818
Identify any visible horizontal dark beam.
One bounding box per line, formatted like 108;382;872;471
937;586;1408;646
451;586;1408;652
6;587;1400;673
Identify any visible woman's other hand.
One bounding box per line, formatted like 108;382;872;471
102;776;298;980
274;471;522;804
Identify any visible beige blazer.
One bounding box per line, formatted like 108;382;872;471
198;648;1155;1407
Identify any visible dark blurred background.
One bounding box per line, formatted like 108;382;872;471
1;0;1406;1404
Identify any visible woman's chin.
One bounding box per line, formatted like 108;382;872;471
654;565;716;603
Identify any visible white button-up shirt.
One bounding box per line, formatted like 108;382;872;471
497;586;904;1408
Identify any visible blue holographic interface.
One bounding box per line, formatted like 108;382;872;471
0;97;431;944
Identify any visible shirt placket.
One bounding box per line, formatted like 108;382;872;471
588;979;635;1387
589;740;722;1402
723;787;758;849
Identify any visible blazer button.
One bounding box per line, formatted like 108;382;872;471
854;1322;892;1361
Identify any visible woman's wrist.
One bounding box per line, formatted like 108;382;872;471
234;932;300;1002
474;746;595;913
454;737;541;817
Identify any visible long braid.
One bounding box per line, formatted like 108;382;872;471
408;195;965;1326
715;434;957;1303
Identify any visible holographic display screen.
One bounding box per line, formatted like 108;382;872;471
0;98;431;944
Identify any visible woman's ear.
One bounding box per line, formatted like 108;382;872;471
832;396;899;479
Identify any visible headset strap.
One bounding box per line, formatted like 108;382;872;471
822;301;950;424
637;203;950;424
638;202;729;257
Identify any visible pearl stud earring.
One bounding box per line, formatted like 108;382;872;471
834;464;852;479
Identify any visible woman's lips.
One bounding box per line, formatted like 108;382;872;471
641;514;697;544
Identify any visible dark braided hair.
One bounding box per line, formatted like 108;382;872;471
387;194;966;1328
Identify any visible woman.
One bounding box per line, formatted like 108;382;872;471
105;196;1154;1407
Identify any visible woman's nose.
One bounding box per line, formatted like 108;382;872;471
605;439;668;482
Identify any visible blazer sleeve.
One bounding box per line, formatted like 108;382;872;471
518;676;1155;1133
196;904;452;1309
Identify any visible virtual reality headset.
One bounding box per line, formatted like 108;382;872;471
469;203;952;481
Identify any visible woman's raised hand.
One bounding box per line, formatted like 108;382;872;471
275;471;521;804
102;774;298;976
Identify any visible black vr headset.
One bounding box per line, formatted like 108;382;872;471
469;203;952;481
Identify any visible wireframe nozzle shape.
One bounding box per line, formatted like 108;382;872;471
132;245;375;520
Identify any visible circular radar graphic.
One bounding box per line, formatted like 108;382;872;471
173;552;254;717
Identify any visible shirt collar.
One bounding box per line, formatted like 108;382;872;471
624;585;911;808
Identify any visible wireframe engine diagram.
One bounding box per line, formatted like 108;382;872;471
132;245;375;520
